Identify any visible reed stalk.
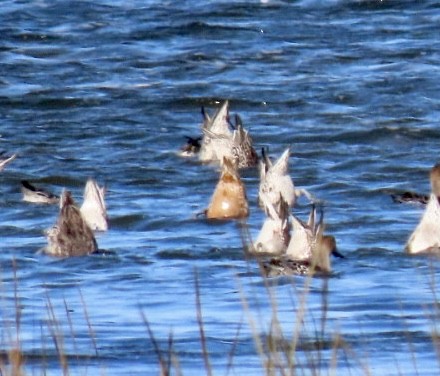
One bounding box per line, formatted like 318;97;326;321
140;309;170;376
1;238;440;376
194;269;213;376
44;290;69;376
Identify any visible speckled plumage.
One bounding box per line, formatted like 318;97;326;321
199;101;232;163
45;190;98;257
261;204;340;278
258;148;296;214
261;235;338;278
198;101;257;168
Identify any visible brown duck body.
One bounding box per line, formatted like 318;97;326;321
206;158;249;219
45;190;98;257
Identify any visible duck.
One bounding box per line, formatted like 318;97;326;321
0;152;16;171
198;101;258;168
44;190;98;257
229;114;258;168
261;235;339;277
285;204;321;261
178;105;209;158
205;157;249;220
252;195;290;255
258;148;313;214
179;136;202;157
21;180;59;204
80;178;108;232
199;101;232;163
261;205;342;277
406;164;440;254
391;191;429;205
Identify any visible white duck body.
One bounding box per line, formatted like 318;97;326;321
406;194;440;253
259;148;315;214
199;101;232;163
406;164;440;254
253;197;290;255
80;179;108;232
259;148;295;210
21;180;59;204
285;206;319;261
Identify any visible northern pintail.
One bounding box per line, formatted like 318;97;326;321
406;164;440;253
252;196;290;255
258;148;313;214
205;157;249;220
262;235;339;277
229;114;258;168
391;191;429;205
44;190;98;257
285;204;321;261
261;205;342;277
0;152;16;171
198;101;258;168
21;180;59;204
80;178;108;232
199;101;232;163
179;136;202;157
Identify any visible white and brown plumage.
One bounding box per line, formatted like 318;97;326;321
285;205;322;261
230;114;258;168
199;101;232;163
205;157;249;220
0;152;16;171
44;190;98;257
406;164;440;254
22;178;108;230
21;180;59;204
262;235;339;277
258;148;313;214
80;178;108;232
198;101;258;168
261;205;342;277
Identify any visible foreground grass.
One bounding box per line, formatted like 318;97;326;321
1;256;440;376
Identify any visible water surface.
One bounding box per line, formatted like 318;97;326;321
1;0;440;374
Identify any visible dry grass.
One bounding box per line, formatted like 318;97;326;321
1;248;440;376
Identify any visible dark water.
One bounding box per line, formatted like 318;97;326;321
1;0;440;374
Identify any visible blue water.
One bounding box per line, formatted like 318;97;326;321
1;0;440;374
